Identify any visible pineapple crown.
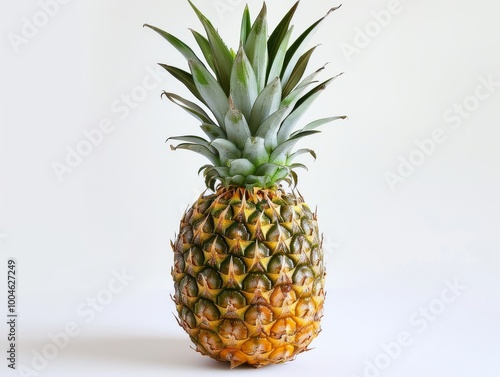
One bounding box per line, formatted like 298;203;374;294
145;1;345;190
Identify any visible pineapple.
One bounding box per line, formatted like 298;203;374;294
145;0;344;368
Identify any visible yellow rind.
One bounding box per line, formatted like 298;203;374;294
172;186;325;367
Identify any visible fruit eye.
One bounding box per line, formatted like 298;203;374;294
242;273;272;293
225;222;250;240
267;254;295;274
265;224;291;242
217;290;247;309
292;265;315;286
197;268;222;290
194;298;220;321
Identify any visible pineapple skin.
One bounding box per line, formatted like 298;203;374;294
172;186;325;368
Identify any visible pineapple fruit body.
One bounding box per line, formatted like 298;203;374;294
172;187;325;367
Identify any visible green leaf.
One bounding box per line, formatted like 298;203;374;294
255;106;290;138
240;5;251;45
198;164;212;176
270;130;320;164
244;3;268;92
203;167;220;191
294;116;347;134
242;137;269;166
267;1;299;69
144;24;201;63
296;74;340;109
228;175;246;186
282;46;318;98
230;46;258;122
205;166;229;177
277;77;335;143
228;158;255;176
170;143;219;165
210;139;241;163
245;175;270;188
249;77;282;134
281;5;341;87
289;162;308;171
224;108;251;150
190;29;216;73
267;26;294;85
272;167;290;182
287;148;317;163
158;64;205;105
254;162;280;177
254;106;291;152
188;59;229;128
167;135;215;153
162;92;215;124
280;64;327;108
200;123;227;141
188;0;234;95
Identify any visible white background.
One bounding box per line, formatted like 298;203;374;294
1;0;499;376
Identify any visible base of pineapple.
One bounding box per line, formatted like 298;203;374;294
190;327;319;368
